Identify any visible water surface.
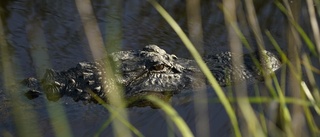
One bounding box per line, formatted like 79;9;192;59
0;0;316;136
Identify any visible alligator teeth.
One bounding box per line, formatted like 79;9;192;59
87;80;95;85
68;78;75;84
94;86;101;92
75;88;83;93
82;72;93;79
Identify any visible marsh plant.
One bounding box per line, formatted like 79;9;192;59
0;0;319;137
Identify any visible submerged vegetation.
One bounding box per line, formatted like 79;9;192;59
0;0;320;137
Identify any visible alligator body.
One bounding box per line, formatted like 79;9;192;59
23;45;281;107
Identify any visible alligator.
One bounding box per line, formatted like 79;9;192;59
23;45;281;107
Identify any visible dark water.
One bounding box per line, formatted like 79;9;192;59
0;0;318;136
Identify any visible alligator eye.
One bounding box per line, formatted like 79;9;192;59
152;64;165;71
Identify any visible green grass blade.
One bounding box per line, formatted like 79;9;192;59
89;91;143;137
146;95;194;137
147;0;241;136
0;17;42;137
274;1;318;56
27;19;73;137
306;0;320;59
301;81;320;114
75;1;132;136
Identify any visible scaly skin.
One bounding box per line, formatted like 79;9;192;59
23;45;281;107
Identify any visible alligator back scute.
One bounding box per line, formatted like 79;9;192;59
204;50;281;86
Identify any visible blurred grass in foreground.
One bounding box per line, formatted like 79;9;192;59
148;0;241;136
1;0;320;137
148;0;320;137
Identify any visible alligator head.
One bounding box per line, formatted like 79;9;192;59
110;45;201;107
